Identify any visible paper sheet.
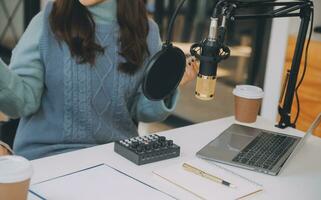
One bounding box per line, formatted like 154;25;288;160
28;191;43;200
153;158;263;200
30;164;174;200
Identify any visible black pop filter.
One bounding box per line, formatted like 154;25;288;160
143;44;186;100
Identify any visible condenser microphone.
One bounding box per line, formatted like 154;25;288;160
193;16;230;101
195;18;220;100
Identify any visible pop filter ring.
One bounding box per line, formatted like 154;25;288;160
142;44;186;101
142;0;187;101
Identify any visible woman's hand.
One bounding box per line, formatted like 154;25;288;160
0;145;10;156
180;56;199;86
0;141;13;156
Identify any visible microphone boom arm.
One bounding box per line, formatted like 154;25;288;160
190;0;313;129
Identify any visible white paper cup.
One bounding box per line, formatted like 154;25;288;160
0;156;33;200
233;85;264;123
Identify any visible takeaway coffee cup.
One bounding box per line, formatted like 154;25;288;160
0;156;33;200
233;85;264;123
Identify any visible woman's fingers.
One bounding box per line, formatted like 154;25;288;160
191;57;200;72
0;145;10;156
180;57;199;86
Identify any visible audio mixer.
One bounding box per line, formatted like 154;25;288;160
114;134;180;165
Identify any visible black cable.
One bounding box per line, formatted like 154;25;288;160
165;0;186;44
293;8;314;125
212;0;227;17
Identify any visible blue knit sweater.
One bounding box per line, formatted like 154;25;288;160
0;1;179;160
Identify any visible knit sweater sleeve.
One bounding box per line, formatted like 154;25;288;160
0;12;44;118
131;20;180;123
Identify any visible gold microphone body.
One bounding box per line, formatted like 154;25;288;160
195;74;217;100
194;17;219;101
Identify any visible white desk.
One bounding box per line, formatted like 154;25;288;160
28;117;321;200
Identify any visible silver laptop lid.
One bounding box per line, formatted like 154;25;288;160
303;113;321;141
279;113;321;174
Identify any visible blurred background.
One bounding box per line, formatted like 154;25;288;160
0;0;320;146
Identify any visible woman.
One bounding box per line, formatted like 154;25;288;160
0;0;198;159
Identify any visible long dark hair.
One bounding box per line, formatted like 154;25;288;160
49;0;149;74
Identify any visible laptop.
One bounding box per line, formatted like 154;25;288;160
196;114;321;176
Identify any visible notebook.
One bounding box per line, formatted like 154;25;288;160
30;164;175;200
153;158;263;200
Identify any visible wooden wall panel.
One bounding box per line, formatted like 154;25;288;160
284;36;321;137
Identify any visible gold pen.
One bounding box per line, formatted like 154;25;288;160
182;163;237;188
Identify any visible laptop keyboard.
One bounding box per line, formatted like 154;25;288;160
232;132;297;170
